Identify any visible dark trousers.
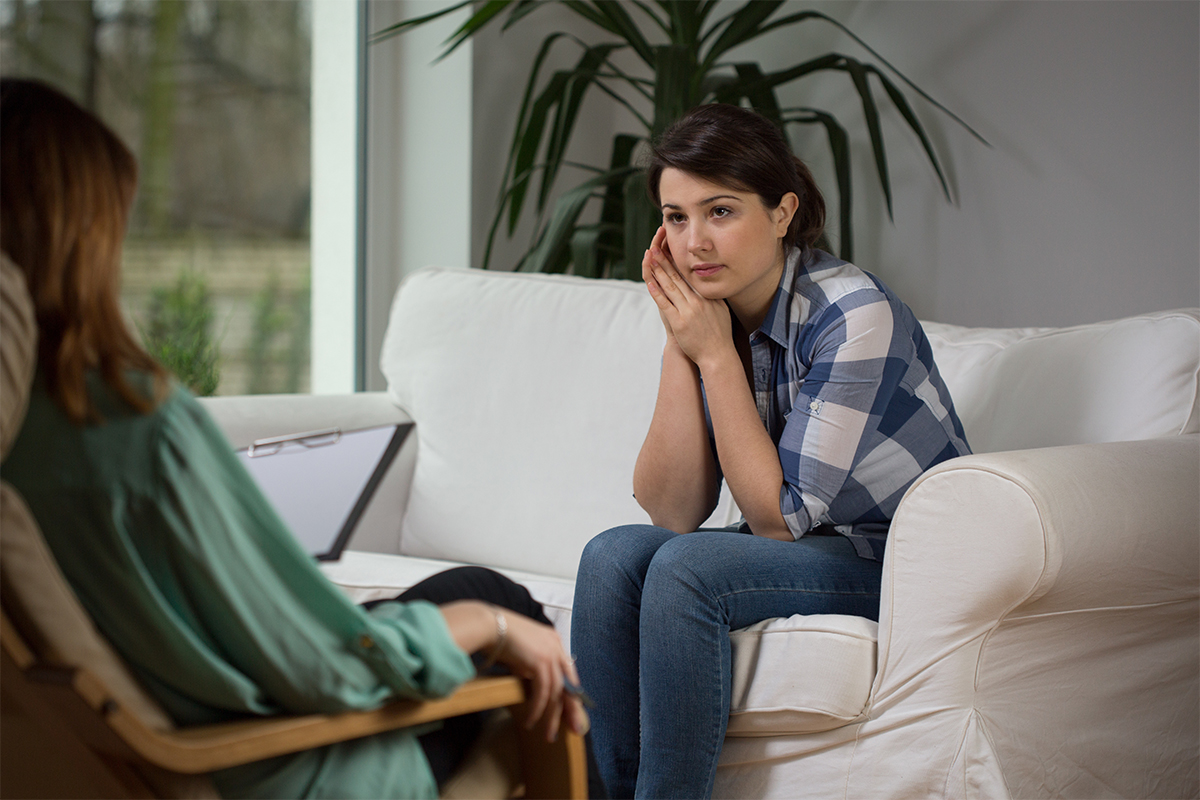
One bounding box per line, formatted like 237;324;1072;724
366;566;606;798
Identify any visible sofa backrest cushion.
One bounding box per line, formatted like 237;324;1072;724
924;310;1200;453
381;268;1199;574
381;268;666;579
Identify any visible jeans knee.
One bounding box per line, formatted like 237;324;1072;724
643;533;729;602
578;524;673;579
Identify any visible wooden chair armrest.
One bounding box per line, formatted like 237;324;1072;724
5;610;587;797
154;677;527;771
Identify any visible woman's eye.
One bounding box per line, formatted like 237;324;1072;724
712;206;732;218
666;213;685;224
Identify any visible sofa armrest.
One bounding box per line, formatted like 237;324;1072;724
865;435;1198;797
879;434;1198;661
198;393;415;556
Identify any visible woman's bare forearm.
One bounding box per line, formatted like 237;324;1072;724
633;342;720;532
695;351;793;542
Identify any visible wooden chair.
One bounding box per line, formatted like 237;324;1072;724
0;255;585;798
0;482;586;799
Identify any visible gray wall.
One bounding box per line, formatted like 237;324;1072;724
469;1;1199;328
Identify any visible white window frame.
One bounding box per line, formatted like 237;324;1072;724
311;0;473;394
310;0;366;393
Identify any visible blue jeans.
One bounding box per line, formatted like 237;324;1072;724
571;525;882;799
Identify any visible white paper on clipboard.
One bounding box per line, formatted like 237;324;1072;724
236;423;412;560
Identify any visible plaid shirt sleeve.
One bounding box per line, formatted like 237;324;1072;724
776;288;898;537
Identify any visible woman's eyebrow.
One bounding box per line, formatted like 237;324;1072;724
660;195;742;211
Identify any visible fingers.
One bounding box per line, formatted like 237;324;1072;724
499;614;579;741
543;675;563;742
564;695;590;737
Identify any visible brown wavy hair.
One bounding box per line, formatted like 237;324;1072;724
0;78;165;423
648;103;826;256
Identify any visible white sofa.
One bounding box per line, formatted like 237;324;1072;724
202;267;1200;799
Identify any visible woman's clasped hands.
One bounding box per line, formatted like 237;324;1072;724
643;226;736;371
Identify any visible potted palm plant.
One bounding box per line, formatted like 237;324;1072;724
375;0;985;278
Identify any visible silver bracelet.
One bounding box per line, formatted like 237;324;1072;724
480;607;508;670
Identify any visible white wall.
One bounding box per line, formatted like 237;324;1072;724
468;0;1199;328
366;0;472;390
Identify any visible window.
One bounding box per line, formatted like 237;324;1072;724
1;0;360;395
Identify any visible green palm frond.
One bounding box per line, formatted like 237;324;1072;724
378;0;988;275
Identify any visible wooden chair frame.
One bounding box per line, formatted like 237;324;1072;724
1;609;586;799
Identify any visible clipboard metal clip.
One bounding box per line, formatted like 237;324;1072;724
248;428;342;458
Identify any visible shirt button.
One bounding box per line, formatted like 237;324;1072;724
359;634;375;649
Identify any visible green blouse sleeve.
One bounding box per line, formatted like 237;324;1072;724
133;389;475;718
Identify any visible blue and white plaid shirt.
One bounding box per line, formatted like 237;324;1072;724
708;248;971;561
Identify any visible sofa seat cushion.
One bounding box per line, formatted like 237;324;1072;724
924;309;1200;453
324;551;875;736
320;550;578;645
727;614;878;736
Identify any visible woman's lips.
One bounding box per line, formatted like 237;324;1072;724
691;263;723;277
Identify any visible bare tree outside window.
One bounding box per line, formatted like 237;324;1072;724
1;0;313;395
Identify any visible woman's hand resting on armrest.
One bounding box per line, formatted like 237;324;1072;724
439;601;589;743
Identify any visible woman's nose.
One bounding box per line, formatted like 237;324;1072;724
688;223;711;254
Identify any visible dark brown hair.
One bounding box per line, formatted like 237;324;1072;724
648;104;826;255
0;78;166;423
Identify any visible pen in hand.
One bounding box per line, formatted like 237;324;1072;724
563;676;596;709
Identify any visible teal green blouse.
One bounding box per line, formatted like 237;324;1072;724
2;375;475;798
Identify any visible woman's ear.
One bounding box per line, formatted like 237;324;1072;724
774;192;800;238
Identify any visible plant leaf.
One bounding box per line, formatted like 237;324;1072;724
755;8;989;146
839;57;892;220
521;167;640;274
752;52;846;89
509;69;570;233
652;44;701;136
370;0;477;44
487;30;569;244
588;1;655;64
719;63;784;128
785;108;853;261
700;0;783;68
480;159;546;270
598;134;643;276
658;0;705;47
623;170;658;279
437;0;520;57
569;225;605;278
630;1;670;36
540;43;627;211
558;1;653;65
868;64;952;202
501;0;544;31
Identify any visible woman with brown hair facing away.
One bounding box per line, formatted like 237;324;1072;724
0;78;599;799
570;104;971;798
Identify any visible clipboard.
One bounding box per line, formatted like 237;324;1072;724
236;423;412;561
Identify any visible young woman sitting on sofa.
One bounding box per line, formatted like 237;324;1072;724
0;78;600;800
571;103;972;799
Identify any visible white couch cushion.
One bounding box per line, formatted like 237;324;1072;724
382;268;741;580
323;550;877;737
727;614;878;735
924;309;1200;453
321;550;578;646
380;268;668;580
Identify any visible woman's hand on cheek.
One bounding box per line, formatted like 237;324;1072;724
644;227;678;343
647;246;735;370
